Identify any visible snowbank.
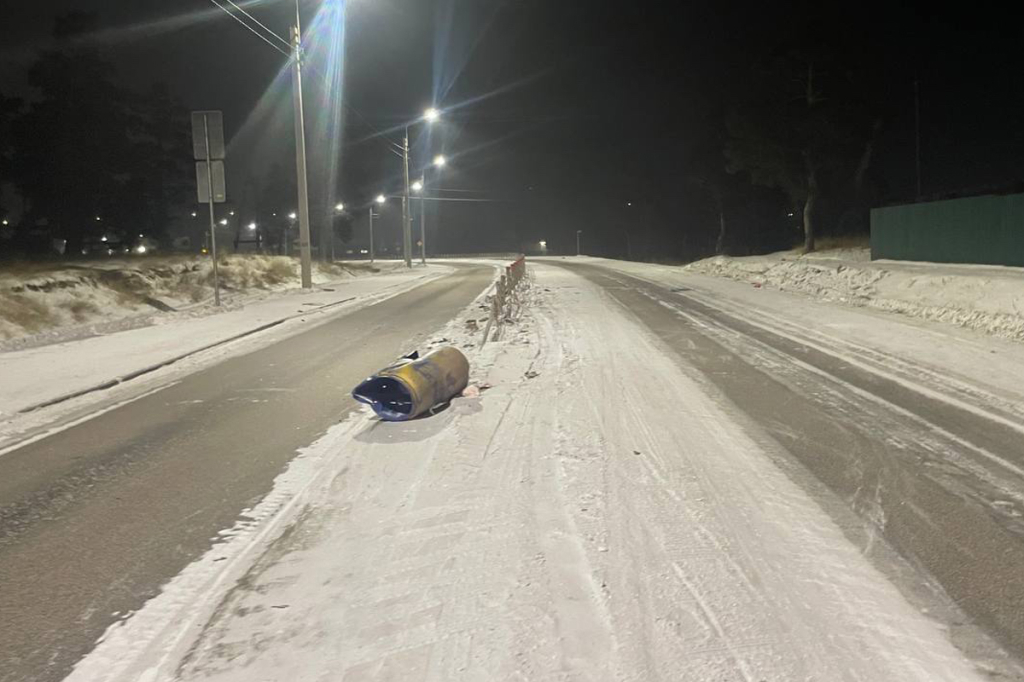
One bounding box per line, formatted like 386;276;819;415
683;248;1024;342
0;256;395;346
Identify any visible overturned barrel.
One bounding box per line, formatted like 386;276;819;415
352;346;470;421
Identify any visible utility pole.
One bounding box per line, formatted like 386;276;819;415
914;76;922;200
368;206;375;263
401;127;412;267
202;116;221;306
290;3;313;287
576;229;582;256
419;174;427;265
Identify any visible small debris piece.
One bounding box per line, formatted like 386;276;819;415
524;370;540;379
461;385;481;398
633;450;641;455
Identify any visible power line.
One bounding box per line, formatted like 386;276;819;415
206;0;291;59
221;0;291;48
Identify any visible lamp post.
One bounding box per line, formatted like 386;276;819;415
576;230;582;256
290;0;313;287
369;194;385;263
401;108;441;268
414;155;446;265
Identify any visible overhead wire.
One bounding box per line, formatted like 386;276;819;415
221;0;292;48
206;0;291;58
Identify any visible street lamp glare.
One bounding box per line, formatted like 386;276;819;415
335;203;345;212
411;181;423;192
433;155;446;168
219;219;228;226
423;107;440;123
288;212;298;220
375;194;386;204
247;222;257;231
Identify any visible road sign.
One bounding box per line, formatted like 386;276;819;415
191;111;225;160
195;161;226;203
191;110;225;306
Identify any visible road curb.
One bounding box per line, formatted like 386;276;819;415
18;296;356;414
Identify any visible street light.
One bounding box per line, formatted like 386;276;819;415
219;218;228;226
376;194;386;204
433;155;446;168
399;109;442;268
288;212;298;220
411;180;423;192
247;222;257;231
335;202;345;211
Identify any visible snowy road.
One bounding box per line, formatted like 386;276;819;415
63;260;1024;681
559;260;1024;670
0;265;492;682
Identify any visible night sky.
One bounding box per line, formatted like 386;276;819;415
2;1;1023;257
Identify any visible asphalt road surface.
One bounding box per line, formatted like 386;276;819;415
0;265;491;682
556;261;1024;667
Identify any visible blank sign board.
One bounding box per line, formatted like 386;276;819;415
190;111;225;161
196;161;226;203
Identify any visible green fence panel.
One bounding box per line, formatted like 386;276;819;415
871;193;1024;267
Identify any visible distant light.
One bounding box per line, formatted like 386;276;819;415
360;249;369;254
201;247;209;254
433;155;446;168
100;236;107;242
787;212;795;217
272;212;277;217
627;202;632;207
247;222;257;231
191;212;197;218
139;233;144;238
219;219;228;226
1;219;7;226
539;240;547;248
423;107;440;123
288;212;297;220
229;210;235;216
411;180;423;192
334;202;345;211
376;194;386;204
95;216;102;221
135;245;147;254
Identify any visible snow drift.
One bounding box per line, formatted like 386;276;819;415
684;248;1024;342
0;256;388;345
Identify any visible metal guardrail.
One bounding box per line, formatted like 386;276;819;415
481;256;528;346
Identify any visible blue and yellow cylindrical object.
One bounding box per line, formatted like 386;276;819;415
352;346;470;421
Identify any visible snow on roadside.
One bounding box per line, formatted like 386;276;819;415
678;248;1024;342
67;262;991;682
0;255;402;347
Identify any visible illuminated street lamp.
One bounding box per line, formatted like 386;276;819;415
288;212;298;220
375;194;386;204
411;180;423;192
423;107;440;123
247;222;257;231
433;154;446;168
219;218;228;226
334;202;345;212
